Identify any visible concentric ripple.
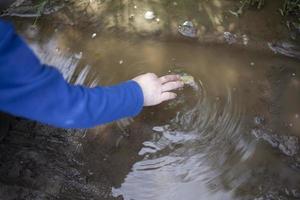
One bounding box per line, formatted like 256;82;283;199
113;75;255;200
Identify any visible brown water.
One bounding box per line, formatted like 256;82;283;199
6;0;300;199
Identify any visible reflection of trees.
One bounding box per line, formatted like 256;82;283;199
53;0;234;40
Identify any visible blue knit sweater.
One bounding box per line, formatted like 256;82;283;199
0;20;144;128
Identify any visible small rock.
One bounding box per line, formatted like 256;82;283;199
144;11;155;20
254;116;265;125
224;32;237;44
74;52;83;59
25;25;39;39
292;189;300;198
180;74;198;89
178;21;197;38
91;33;97;39
55;47;61;53
129;14;135;20
152;126;165;132
119;60;124;64
242;34;249;45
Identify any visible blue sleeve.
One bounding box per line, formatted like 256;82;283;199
0;20;144;128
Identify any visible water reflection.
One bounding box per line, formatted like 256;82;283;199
112;65;253;200
23;28;300;199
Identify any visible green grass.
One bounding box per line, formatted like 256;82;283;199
230;0;300;16
229;0;265;17
33;0;48;25
279;0;300;16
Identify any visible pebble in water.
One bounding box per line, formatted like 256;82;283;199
178;21;197;38
74;52;83;59
252;129;299;157
268;42;300;59
129;14;135;21
25;25;39;39
242;34;249;45
180;74;198;90
144;11;155;20
254;116;265;125
224;32;237;44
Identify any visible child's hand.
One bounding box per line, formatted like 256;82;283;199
133;73;183;106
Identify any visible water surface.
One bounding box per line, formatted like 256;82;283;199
9;1;300;199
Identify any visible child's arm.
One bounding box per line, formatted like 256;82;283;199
0;20;183;128
0;20;144;128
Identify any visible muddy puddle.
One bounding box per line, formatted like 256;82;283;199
1;0;300;199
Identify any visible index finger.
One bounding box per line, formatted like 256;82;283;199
159;74;181;84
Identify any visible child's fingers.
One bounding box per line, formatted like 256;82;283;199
159;74;180;84
161;81;184;92
160;92;177;102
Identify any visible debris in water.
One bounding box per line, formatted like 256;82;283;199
250;62;255;66
55;47;61;54
129;14;135;20
252;129;299;157
152;126;165;132
144;11;155;20
25;25;39;39
91;33;97;38
181;74;195;85
155;18;160;23
224;32;237;44
133;5;137;9
254;116;265;125
268;42;300;60
119;60;124;64
74;52;83;59
242;34;249;45
180;74;198;90
292;73;296;76
178;21;197;38
173;2;178;6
